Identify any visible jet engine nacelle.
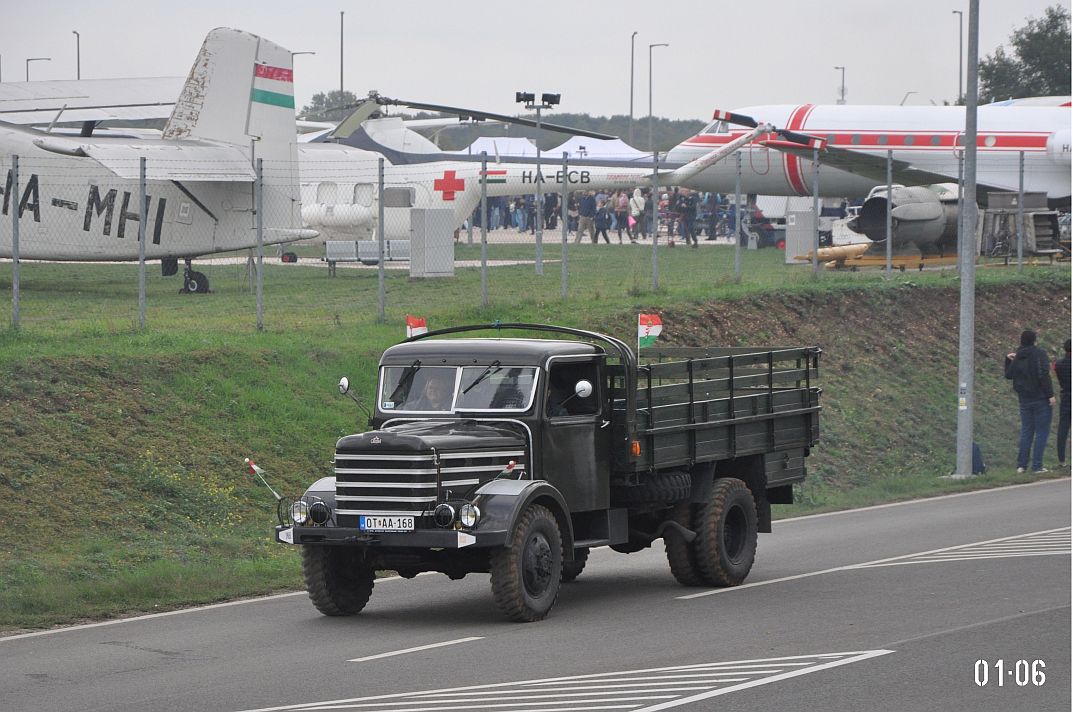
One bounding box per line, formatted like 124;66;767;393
848;185;962;254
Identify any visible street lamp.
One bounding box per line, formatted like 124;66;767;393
72;31;80;79
25;57;50;81
516;91;560;276
648;42;669;152
952;9;964;103
628;31;638;146
834;66;846;104
900;91;918;106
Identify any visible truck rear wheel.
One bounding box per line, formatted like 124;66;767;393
694;477;758;586
560;547;589;582
302;545;376;616
664;501;705;586
489;504;562;621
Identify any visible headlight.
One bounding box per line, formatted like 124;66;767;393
290;500;310;525
433;503;456;528
459;503;480;528
309;500;331;525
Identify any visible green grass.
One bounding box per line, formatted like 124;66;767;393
0;244;1068;631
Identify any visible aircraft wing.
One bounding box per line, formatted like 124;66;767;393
758;139;961;186
0;77;182;124
32;136;255;181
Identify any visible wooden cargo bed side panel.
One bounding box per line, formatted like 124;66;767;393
636;369;819;408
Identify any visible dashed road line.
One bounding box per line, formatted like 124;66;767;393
348;636;484;662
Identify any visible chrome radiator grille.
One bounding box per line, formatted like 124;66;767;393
334;449;526;527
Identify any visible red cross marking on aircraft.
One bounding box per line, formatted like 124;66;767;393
433;170;465;201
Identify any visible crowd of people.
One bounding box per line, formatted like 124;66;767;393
468;188;789;246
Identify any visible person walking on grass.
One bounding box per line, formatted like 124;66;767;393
1004;329;1055;474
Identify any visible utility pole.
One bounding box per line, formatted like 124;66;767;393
339;11;344;95
629;31;637;146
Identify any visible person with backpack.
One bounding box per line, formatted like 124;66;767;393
1004;329;1056;474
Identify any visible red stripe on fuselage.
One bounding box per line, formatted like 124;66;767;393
254;64;294;82
783;104;815;195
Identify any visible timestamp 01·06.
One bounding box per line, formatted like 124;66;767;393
974;659;1046;687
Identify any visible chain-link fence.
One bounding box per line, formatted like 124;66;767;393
1;148;1053;332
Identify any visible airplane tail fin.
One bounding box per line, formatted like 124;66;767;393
164;28;306;240
163;27;296;154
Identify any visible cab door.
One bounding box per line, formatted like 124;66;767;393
539;357;610;512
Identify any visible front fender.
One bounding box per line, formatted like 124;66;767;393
474;479;575;557
303;476;336;510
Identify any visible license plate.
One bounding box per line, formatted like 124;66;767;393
359;515;415;532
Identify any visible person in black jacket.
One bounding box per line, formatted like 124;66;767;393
1004;329;1056;473
1055;338;1071;468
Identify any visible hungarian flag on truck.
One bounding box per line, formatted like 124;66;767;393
638;313;662;349
405;315;428;338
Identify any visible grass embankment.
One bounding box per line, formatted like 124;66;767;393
0;245;1068;631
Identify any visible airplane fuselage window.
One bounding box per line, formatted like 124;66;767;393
877;135;888;145
316;182;339;204
354;183;373;207
904;135;915;145
851;134;861;145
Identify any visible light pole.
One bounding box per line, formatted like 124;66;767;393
629;31;638;146
72;31;80;79
952;9;964;103
25;57;50;81
516;91;560;276
899;91;917;105
648;42;669;152
834;66;846;104
339;11;344;95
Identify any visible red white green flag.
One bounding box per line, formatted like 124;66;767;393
638;313;662;349
405;315;428;338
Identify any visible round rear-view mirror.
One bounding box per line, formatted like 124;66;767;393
338;377;350;395
574;380;593;399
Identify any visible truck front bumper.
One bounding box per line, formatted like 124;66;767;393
275;525;507;549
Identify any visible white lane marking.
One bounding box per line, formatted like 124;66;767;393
777;477;1069;524
677;526;1071;599
348;636;484;662
231;651;891;712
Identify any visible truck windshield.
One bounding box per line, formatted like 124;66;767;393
379;365;538;413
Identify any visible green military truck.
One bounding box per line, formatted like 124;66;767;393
274;323;821;621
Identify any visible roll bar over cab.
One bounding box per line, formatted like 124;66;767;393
275;323;821;622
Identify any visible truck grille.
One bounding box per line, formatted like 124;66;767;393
334;449;526;527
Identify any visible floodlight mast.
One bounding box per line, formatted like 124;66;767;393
516;91;560;277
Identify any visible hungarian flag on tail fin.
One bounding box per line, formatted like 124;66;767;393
638;313;662;349
405;315;428;338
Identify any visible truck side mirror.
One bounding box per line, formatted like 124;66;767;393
338;377;350;395
574;380;593;398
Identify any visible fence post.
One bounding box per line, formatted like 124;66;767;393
560;151;568;300
10;154;19;330
255;158;264;332
886;150;893;276
377;157;386;323
811;146;820;277
734;152;742;283
651;151;659;291
138;156;147;330
480;151;488;308
1017;150;1024;272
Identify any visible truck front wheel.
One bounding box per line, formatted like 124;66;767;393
302;545;376;616
694;477;758;586
490;504;563;621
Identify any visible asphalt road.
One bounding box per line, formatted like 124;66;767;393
2;478;1069;712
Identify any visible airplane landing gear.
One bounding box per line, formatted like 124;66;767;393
180;258;210;294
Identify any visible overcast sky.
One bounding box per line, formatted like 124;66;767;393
1;1;1067;121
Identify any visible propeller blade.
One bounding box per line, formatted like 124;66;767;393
777;129;825;149
711;109;759;129
373;95;618;140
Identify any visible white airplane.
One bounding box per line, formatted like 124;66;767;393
673;103;1071;253
0;28;312;293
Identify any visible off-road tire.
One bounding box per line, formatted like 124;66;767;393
489;504;562;622
694;477;758;587
302;545;375;616
664;501;705;586
612;470;691;506
560;547;590;583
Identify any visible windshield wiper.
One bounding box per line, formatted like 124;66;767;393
388;360;422;401
462;360;501;395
